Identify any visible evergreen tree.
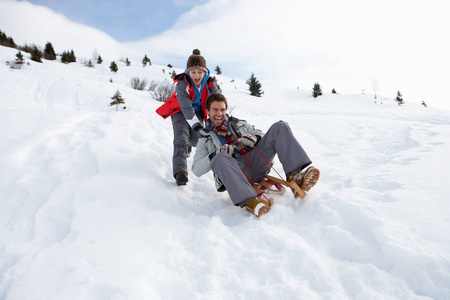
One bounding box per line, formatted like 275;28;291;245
0;30;16;48
212;76;222;93
170;70;177;79
215;65;222;75
43;42;56;60
125;57;130;66
70;50;76;62
246;73;263;97
109;90;125;111
97;55;103;64
396;90;405;106
15;51;24;64
30;46;43;63
110;61;118;73
312;82;322;98
332;88;337;94
422;101;427;107
142;55;151;67
61;49;76;63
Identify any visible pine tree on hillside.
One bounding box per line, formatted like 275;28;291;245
97;55;103;64
332;88;337;94
30;46;43;63
43;42;56;60
109;90;125;111
396;90;405;106
142;55;151;67
312;82;322;98
0;30;17;48
15;51;24;64
246;73;263;97
61;50;76;63
215;65;222;75
110;61;118;73
125;57;130;66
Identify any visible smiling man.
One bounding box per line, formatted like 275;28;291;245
192;93;320;217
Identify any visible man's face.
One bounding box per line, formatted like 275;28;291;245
188;69;206;87
207;101;227;127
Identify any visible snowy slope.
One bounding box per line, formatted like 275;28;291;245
1;45;450;300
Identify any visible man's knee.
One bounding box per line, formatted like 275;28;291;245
211;152;233;171
269;120;291;133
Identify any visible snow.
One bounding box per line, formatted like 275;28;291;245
1;45;450;300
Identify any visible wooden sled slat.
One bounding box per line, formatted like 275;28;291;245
256;175;306;199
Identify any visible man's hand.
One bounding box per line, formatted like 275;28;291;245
219;144;235;156
238;134;257;148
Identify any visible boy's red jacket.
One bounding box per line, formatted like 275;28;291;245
155;73;215;119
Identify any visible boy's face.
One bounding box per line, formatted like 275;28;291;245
206;101;227;127
188;69;206;87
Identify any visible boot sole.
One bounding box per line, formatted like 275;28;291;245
300;167;320;192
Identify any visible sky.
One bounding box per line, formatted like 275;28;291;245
18;0;210;42
3;0;450;110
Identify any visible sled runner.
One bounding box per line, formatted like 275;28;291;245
255;174;307;199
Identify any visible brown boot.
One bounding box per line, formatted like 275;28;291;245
245;196;271;217
290;166;320;193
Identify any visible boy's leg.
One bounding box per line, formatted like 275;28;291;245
171;112;190;177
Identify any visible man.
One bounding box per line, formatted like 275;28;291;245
192;93;320;217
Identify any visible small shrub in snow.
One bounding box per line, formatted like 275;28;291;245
150;80;175;102
131;77;148;90
148;80;158;92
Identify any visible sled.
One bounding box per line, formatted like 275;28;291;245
255;175;306;199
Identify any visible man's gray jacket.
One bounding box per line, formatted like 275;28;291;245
192;116;264;191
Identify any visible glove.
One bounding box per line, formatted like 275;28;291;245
192;122;202;132
219;144;235;156
187;115;203;132
238;134;257;148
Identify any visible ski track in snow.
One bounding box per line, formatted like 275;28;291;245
1;46;450;299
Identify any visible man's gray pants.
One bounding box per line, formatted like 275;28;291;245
171;111;200;177
211;121;312;207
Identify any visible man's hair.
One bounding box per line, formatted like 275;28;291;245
206;93;228;110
